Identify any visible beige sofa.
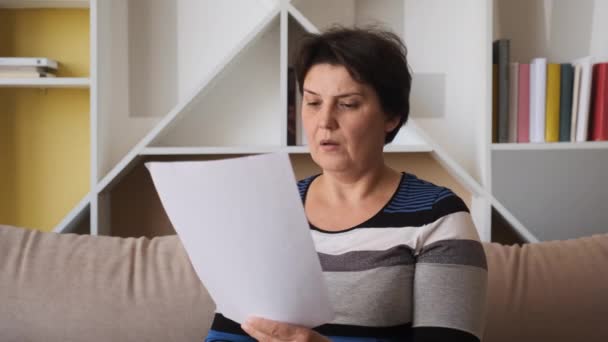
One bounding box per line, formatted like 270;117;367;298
1;224;607;342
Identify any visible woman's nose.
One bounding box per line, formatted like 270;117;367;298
318;104;337;129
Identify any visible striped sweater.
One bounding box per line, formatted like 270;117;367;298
205;172;488;342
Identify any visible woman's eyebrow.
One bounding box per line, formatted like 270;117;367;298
303;89;363;98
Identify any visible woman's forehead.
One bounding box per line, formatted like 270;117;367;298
303;64;368;97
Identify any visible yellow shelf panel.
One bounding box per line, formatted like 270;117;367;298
0;8;90;232
0;88;90;232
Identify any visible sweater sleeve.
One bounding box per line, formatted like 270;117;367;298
412;189;488;342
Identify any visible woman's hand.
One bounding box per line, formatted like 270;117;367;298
241;316;330;342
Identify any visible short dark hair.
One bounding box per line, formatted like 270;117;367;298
294;25;412;144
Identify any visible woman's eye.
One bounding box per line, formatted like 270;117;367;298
306;101;321;107
340;103;358;109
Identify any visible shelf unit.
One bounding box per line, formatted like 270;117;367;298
490;0;608;242
0;0;92;232
14;0;594;244
81;0;494;242
0;0;497;242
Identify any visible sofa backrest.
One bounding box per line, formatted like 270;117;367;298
1;224;607;341
0;225;215;342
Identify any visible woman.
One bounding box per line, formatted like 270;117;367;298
206;26;487;342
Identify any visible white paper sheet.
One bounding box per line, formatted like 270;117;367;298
145;152;335;328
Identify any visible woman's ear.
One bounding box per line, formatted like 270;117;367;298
384;114;401;133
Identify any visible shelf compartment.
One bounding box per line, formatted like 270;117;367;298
492;148;608;241
149;15;282;148
0;7;90;77
106;152;472;238
96;0;277;179
0;88;90;232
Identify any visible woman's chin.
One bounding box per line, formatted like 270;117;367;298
312;153;351;172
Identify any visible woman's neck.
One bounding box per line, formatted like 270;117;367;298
317;163;401;207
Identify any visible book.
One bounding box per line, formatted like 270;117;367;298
295;77;307;146
493;39;510;143
0;57;58;70
530;57;547;143
517;63;531;143
545;63;561;142
287;67;296;146
589;62;608;141
570;64;582;142
559;63;574;142
492;64;498;143
508;62;519;142
0;71;56;78
574;56;593;142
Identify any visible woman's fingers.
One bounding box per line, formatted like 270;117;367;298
242;317;296;340
241;316;330;342
241;322;275;341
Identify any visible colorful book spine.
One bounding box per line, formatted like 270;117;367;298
545;63;561;142
517;64;531;143
570;64;582;142
530;58;547;143
559;63;574;142
492;64;498;143
494;39;510;143
508;63;519;142
287;67;296;146
575;56;593;142
590;63;608;141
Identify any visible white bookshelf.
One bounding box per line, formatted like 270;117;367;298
0;77;90;88
47;0;608;244
43;0;490;242
0;0;498;243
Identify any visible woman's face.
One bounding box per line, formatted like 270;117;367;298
302;63;400;173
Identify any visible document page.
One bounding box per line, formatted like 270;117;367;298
146;152;334;327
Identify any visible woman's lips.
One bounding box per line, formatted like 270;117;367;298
320;140;340;151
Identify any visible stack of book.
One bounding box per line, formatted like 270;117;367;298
0;57;58;78
493;39;608;143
